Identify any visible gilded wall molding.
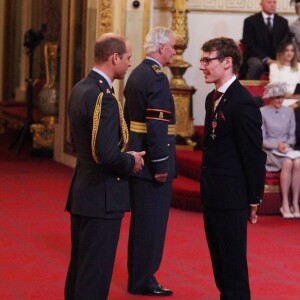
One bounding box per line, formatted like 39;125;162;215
143;0;151;55
188;0;294;14
155;0;295;14
64;0;87;155
97;0;113;38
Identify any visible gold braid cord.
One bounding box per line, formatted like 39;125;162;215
112;92;129;152
91;92;129;164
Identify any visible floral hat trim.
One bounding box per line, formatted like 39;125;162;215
263;82;287;99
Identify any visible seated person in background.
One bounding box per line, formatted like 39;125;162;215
269;38;300;97
241;0;290;79
261;82;300;218
290;0;300;62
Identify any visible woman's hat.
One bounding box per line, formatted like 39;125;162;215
263;82;287;99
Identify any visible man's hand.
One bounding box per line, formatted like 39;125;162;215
128;151;146;174
249;205;258;224
154;173;168;183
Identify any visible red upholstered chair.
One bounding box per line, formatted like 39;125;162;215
0;99;26;133
0;79;45;132
240;80;269;97
172;175;202;212
258;171;281;215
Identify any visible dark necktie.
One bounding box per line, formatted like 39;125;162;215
266;17;272;32
212;90;223;112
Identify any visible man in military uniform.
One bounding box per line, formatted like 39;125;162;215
65;33;145;300
124;26;176;296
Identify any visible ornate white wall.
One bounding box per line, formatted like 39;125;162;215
187;0;294;13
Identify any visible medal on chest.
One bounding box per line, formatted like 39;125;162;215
210;113;218;140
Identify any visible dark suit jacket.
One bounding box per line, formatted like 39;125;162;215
124;59;176;182
200;79;266;210
242;12;289;61
66;70;135;219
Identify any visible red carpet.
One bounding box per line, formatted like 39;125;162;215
0;131;300;299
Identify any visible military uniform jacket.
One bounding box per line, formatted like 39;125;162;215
124;59;176;182
200;79;266;210
66;70;135;219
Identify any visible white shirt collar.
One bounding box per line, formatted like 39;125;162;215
217;75;236;94
92;67;113;89
262;11;274;21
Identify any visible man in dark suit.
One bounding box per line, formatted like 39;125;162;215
64;33;145;300
199;37;266;300
123;26;176;296
241;0;290;79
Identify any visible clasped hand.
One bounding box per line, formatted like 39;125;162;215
278;142;288;153
128;151;146;174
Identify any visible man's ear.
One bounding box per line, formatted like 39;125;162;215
112;53;119;65
159;45;163;54
224;57;232;70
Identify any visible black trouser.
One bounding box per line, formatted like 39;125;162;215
203;207;250;300
127;178;172;293
65;214;121;300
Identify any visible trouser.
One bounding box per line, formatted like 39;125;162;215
65;214;121;300
203;207;250;300
127;177;172;293
246;57;267;80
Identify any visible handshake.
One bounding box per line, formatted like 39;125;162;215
128;151;146;174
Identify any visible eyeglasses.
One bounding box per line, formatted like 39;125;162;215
200;56;225;66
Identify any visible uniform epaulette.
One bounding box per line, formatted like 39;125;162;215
152;64;164;75
98;80;112;94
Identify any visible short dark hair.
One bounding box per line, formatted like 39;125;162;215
94;33;127;62
201;37;241;74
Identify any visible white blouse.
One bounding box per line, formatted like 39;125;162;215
269;63;300;94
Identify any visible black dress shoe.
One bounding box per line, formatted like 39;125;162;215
142;284;173;296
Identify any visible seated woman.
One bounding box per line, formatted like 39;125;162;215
269;38;300;98
261;82;300;218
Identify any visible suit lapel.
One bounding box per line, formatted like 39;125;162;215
204;80;239;141
204;91;214;140
214;93;228;115
257;13;272;46
272;14;280;35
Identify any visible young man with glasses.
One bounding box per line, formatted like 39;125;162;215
199;37;266;300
